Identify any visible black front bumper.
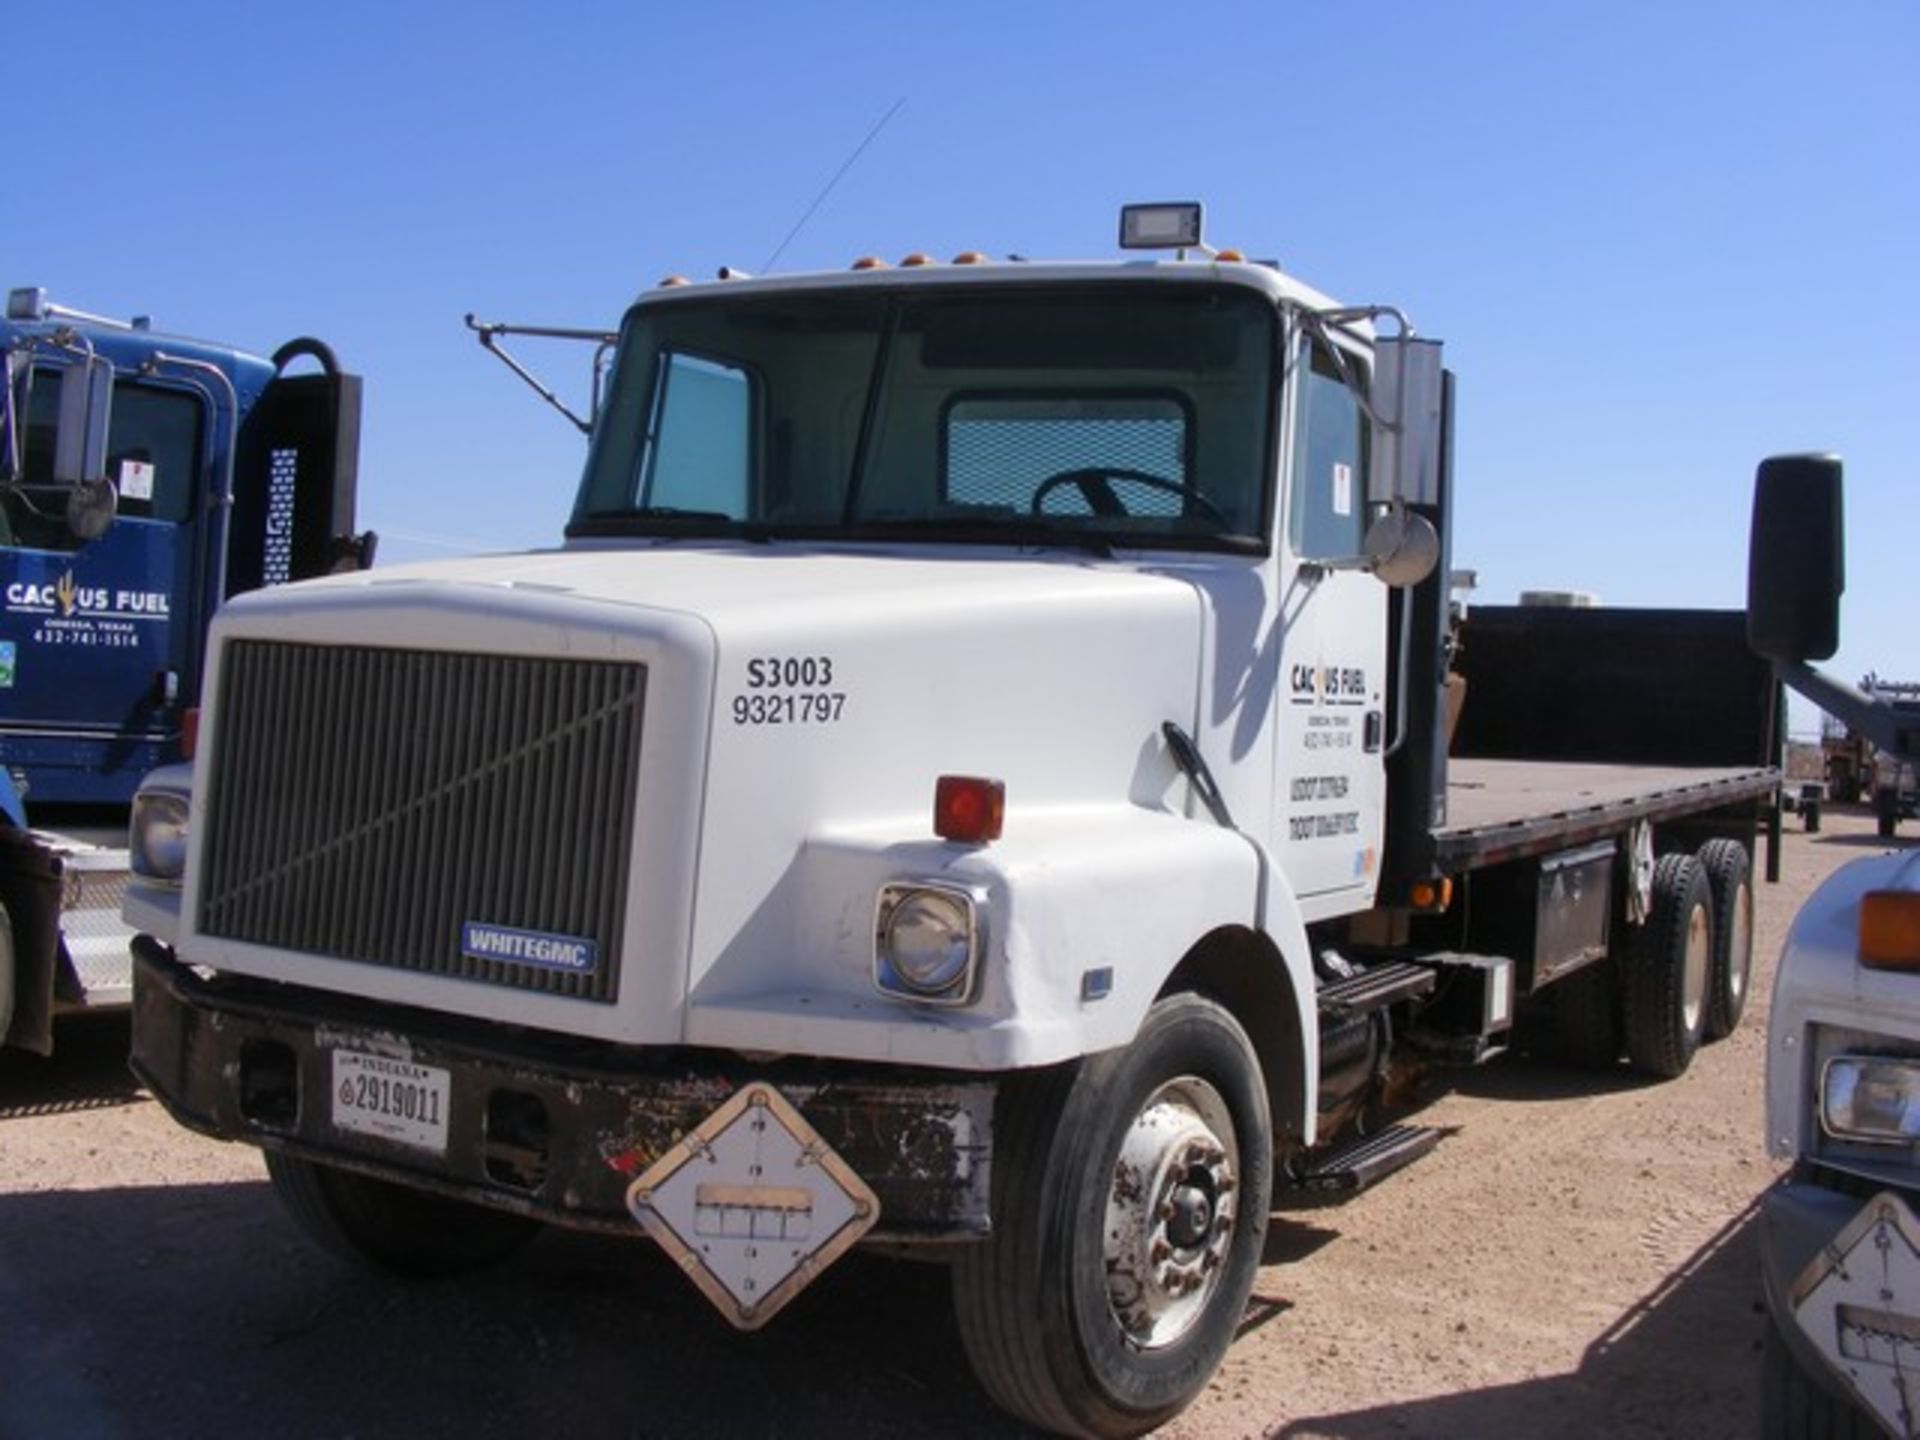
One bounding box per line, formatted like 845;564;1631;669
131;940;994;1242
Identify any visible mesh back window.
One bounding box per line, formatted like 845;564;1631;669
945;397;1187;514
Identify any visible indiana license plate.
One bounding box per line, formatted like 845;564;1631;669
330;1050;451;1154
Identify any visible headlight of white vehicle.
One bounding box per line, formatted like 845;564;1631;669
873;883;982;1005
130;790;190;882
1821;1056;1920;1145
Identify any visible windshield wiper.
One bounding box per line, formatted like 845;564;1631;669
623;506;738;523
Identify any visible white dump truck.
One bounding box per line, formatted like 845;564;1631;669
126;206;1783;1437
1750;455;1920;1439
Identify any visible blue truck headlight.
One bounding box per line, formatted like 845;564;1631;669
874;884;981;1004
1821;1056;1920;1145
131;791;190;882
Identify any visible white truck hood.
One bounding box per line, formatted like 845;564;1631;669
194;542;1214;1048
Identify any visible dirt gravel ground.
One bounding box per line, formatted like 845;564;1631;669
2;808;1910;1440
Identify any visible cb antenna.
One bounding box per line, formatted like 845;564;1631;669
760;97;906;274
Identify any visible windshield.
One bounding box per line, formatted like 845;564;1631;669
572;282;1277;551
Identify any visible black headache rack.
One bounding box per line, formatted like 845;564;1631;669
1385;605;1781;885
228;342;369;596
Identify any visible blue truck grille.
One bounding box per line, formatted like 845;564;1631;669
197;640;645;1004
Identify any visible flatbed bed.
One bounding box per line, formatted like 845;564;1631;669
1435;758;1779;871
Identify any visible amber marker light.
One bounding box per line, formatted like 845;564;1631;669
934;776;1005;845
899;252;935;267
1216;248;1246;262
1408;877;1453;914
951;251;988;265
1861;891;1920;970
851;256;889;270
657;275;691;288
180;707;200;760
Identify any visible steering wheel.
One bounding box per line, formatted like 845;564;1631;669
1029;467;1228;526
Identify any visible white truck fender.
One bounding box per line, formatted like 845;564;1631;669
687;806;1320;1141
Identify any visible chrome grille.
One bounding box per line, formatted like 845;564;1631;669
198;641;645;1003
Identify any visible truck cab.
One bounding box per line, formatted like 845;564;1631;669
0;288;365;1053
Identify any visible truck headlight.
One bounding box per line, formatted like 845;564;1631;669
1821;1056;1920;1145
874;884;982;1005
131;790;190;882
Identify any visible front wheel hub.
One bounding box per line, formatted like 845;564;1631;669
1103;1076;1240;1350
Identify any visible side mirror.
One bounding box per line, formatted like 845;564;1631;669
53;353;115;487
1748;453;1843;662
1368;335;1445;507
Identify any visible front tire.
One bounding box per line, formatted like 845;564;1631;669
952;993;1273;1438
1622;853;1713;1079
265;1152;539;1278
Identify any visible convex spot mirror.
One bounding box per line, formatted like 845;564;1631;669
1363;506;1440;588
65;474;118;541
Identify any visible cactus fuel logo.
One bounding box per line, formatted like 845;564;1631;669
460;922;598;975
3;571;171;651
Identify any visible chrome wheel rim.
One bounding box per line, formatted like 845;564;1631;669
1728;882;1753;1008
1103;1076;1239;1351
1682;902;1711;1032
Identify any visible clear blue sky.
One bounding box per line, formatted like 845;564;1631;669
7;1;1913;736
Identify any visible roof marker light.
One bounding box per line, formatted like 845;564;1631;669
851;256;889;270
934;776;1004;844
951;251;988;265
899;252;935;268
657;275;691;288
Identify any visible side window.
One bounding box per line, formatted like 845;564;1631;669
636;351;750;518
107;381;202;523
1288;342;1366;559
5;369;203;550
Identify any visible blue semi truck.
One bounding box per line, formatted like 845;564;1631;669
0;287;369;1054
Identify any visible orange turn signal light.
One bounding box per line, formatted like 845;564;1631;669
935;776;1005;845
180;706;201;761
1861;891;1920;970
1408;877;1454;914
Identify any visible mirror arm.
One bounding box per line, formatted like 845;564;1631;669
1776;662;1920;759
464;314;616;436
1302;305;1417;434
1381;589;1416;761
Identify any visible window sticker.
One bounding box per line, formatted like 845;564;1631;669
119;459;155;502
1331;462;1352;518
0;641;14;687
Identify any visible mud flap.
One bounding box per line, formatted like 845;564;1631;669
0;827;64;1054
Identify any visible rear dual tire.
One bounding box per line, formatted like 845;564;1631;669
1623;853;1714;1078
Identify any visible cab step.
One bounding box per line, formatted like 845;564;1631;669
1316;961;1435;1016
1285;1124;1442;1195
